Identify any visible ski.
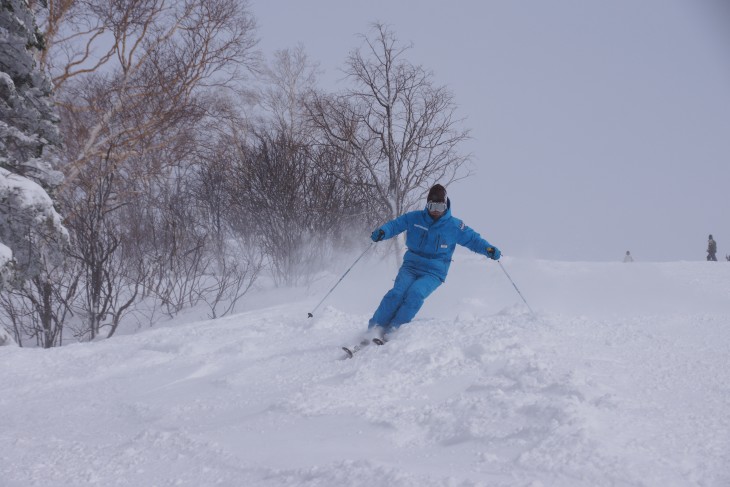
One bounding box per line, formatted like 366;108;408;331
340;346;357;359
341;339;369;359
340;337;387;359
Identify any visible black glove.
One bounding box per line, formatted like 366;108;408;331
371;229;385;242
486;246;501;260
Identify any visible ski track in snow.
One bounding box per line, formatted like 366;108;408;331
1;259;730;486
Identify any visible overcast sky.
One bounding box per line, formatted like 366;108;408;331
250;0;730;261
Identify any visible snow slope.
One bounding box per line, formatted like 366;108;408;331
2;255;729;486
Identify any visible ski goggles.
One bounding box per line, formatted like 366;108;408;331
426;201;447;213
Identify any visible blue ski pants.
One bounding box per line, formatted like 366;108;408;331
368;264;442;330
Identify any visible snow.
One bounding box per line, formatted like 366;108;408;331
0;167;67;239
1;254;729;486
0;166;55;212
0;242;10;265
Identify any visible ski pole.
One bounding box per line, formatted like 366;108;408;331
308;242;375;318
496;260;535;315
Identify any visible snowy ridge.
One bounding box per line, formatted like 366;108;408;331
2;259;730;486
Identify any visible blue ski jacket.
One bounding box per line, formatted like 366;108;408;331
378;199;494;281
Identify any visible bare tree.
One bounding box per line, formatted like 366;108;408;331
63;145;143;340
195;238;262;319
113;138;261;321
259;45;319;140
8;0;262;344
307;22;470;223
225;129;370;286
227;131;312;286
40;0;260;191
0;258;79;348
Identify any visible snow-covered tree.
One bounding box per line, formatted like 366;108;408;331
0;0;67;292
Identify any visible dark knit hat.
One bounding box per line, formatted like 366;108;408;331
427;184;447;203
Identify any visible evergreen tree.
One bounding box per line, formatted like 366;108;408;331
0;0;67;291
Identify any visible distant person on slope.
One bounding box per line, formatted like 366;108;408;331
707;234;717;261
366;184;501;341
623;251;634;263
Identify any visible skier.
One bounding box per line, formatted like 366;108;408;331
623;250;633;263
707;234;717;261
366;184;500;341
